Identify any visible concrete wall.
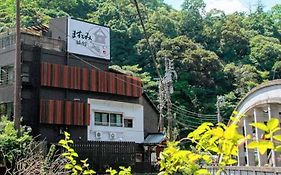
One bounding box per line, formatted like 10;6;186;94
88;99;144;143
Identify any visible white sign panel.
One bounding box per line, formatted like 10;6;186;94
67;18;110;60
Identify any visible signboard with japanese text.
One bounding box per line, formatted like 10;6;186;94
67;18;110;60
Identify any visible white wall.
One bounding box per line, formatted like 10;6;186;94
87;99;144;143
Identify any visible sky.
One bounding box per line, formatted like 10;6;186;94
164;0;280;14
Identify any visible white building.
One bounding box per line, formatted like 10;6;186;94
87;99;144;143
235;80;281;167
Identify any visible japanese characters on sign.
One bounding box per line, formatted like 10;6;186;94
67;18;110;60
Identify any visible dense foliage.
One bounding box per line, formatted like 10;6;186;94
0;117;32;166
1;0;280;125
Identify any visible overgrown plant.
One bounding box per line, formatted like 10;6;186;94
59;132;132;175
59;132;95;175
159;112;248;175
6;142;68;174
0;116;32;166
248;118;281;154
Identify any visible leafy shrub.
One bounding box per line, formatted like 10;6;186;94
159;113;248;175
0;117;32;166
59;132;132;175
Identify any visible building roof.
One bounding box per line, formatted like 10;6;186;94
143;133;165;146
235;79;281;115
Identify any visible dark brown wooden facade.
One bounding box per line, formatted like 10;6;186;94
40;99;90;126
41;62;142;97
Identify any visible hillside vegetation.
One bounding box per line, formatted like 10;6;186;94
1;0;281;122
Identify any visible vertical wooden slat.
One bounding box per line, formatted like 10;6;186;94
65;101;72;125
90;69;97;91
62;65;68;88
48;100;54;124
57;100;63;124
82;68;88;91
47;63;51;86
126;76;132;96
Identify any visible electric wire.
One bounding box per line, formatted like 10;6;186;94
171;107;217;121
132;0;162;79
172;104;216;117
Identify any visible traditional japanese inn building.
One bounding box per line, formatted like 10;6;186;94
0;17;159;145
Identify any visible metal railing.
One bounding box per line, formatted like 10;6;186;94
207;166;281;175
0;32;65;51
0;34;16;49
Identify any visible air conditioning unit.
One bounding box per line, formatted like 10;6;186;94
95;131;102;139
109;132;116;140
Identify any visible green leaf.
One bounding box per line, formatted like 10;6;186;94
248;141;274;154
195;169;210;175
275;145;281;152
74;165;83;171
226;158;237;165
273;135;281;142
267;118;279;131
64;163;73;170
71;152;79;157
212;127;224;137
250;123;269;132
59;140;67;145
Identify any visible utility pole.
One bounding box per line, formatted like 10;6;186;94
158;79;165;132
216;95;225;123
164;58;177;141
14;0;21;132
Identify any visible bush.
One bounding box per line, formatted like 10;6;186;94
0;117;32;166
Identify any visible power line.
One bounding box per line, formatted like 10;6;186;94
171;106;217;119
172;104;216;117
132;0;162;79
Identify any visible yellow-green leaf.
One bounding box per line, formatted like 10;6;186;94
273;135;281;142
64;163;73;170
226;158;237;165
212;127;224;137
248;141;274;155
195;169;210;175
59;140;67;145
267;118;279;131
250;123;269;132
74;165;83;171
275;145;281;152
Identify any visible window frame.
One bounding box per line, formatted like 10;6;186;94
124;118;133;128
93;110;124;127
94;112;109;126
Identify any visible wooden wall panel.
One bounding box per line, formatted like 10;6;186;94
41;62;143;97
40;99;90;126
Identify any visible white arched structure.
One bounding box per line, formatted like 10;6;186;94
236;80;281;167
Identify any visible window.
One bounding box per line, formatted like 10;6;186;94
110;114;123;127
124;119;133;128
0;65;14;85
94;112;109;126
94;111;124;127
